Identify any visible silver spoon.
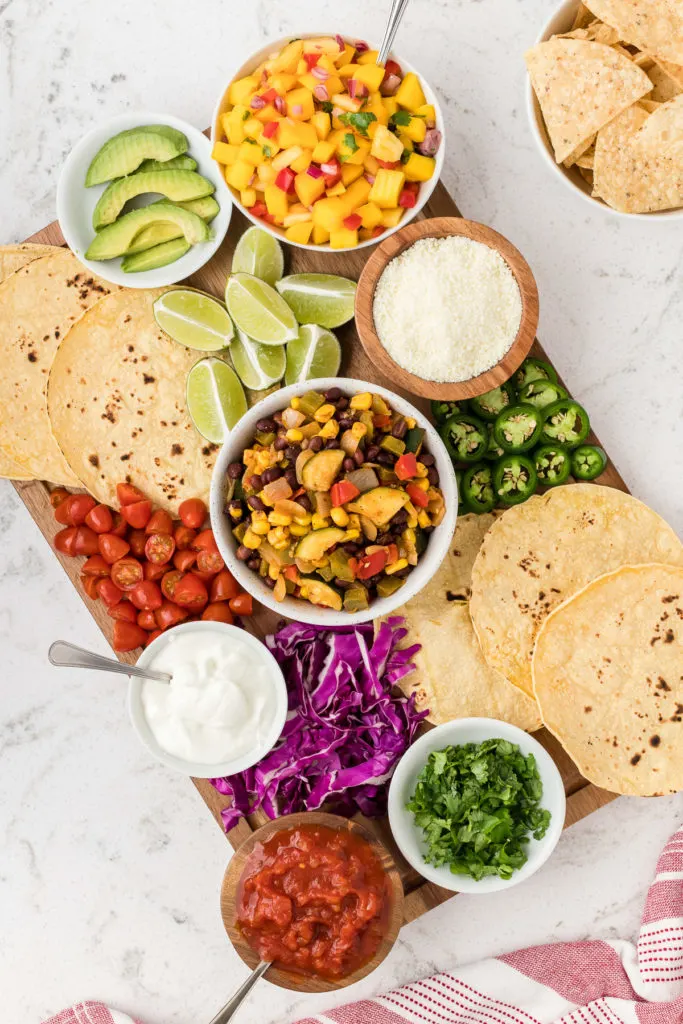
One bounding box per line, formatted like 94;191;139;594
48;640;171;684
377;0;411;66
207;961;272;1024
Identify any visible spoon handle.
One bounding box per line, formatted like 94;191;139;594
377;0;411;66
48;640;171;683
207;961;271;1024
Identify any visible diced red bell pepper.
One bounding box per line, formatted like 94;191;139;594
373;413;392;429
376;158;400;169
371;226;384;238
260;87;278;104
384;59;403;79
395;452;419;480
406;482;430;508
356;548;388;580
303;53;321;70
275;167;296;193
385;543;399;565
251;201;268;218
263;120;279;139
343;213;362;230
330;480;361;507
283;564;298;583
320;158;341;184
404;181;420;193
348;556;359;577
398;188;417;208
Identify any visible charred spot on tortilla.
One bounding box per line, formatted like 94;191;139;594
88;454;99;467
657;678;671;691
662;594;679;603
630;753;641;765
143;374;155;384
446;590;466;602
171;444;183;456
27;351;37;363
584;705;592;713
650;735;661;747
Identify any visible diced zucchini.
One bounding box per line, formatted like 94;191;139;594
329;548;355;582
380;434;406;456
347;486;408;525
414;527;427;557
296;526;345;560
343;581;370;612
301;449;345;491
376;576;406;598
298;390;325;417
316;563;336;582
232;521;247;542
300;577;343;611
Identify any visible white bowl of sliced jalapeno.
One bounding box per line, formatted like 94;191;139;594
209;378;458;625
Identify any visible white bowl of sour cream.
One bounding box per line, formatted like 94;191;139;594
128;621;288;778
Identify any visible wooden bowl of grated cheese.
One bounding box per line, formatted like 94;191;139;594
354;217;539;400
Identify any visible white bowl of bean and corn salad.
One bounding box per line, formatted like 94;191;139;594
209;379;458;625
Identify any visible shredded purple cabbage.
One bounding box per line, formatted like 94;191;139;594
210;617;426;831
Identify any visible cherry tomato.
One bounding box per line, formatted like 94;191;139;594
173;548;196;571
59;494;97;526
178;498;207;530
112;620;147;652
174;524;196;550
97;577;123;607
161;570;184;601
143;561;167;581
98;533;130;564
81;554;110;577
196;548;224;575
229;593;253;616
145;509;173;535
116;482;146;506
130;580;163;611
107;601;137;623
50;487;70;509
127;528;147;558
173;573;208;609
54;526;78;556
121;500;152;529
145;628;163;646
137;609;158;630
155;600;190;630
210;569;240;602
111;556;144;592
201;602;235;624
192;568;218;582
81;573;100;599
145;532;175;565
110;511;128;538
73;525;100;556
192;528;218;553
85;504;113;534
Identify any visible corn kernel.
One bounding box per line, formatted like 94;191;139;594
243;528;262;549
290;397;301;410
413;477;430;491
251;518;270;536
404;527;416;545
268;511;293;526
314;403;336;423
229;505;242;519
300;586;309;599
289;523;309;536
311;513;330;530
319;419;339;439
417;510;431;529
347;513;361;530
330;507;349;527
350;392;372;410
294;513;312;526
343;528;361;540
285;428;304;442
350;421;367;439
386;557;409;575
415;462;429;478
405;417;416;429
268;563;281;580
405;503;418;528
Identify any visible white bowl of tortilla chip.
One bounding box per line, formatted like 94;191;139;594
526;0;683;218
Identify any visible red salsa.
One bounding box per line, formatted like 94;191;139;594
237;824;390;980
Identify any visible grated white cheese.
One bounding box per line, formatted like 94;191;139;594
372;236;523;383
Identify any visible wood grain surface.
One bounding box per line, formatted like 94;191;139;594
18;179;619;927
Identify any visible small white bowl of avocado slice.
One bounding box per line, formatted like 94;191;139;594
57;111;232;287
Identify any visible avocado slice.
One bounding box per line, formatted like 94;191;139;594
136;155;197;173
85;125;189;187
301;450;345;492
347;486;408;526
121;237;191;273
296;527;345;561
299;576;343;612
125;197;220;255
180;195;220;221
92;170;215;230
85;202;209;261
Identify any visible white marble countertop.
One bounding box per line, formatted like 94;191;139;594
1;1;682;1022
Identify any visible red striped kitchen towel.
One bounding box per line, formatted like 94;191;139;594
43;828;683;1024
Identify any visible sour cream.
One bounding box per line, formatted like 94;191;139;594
140;628;278;766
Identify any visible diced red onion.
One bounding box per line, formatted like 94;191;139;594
380;73;401;96
311;64;329;80
364;173;376;184
250;95;267;109
313;84;329;101
355;39;369;52
335;34;345;51
307;164;324;179
418;128;442;156
348;79;368;99
274;95;286;114
292;103;303;115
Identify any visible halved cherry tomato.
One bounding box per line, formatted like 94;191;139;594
97;577;123;607
110;511;128;538
111;556;144;592
155;600;190;630
116;483;146;506
406;482;430;508
59;494;97;526
356;549;388;580
98;533;130;564
54;501;73;525
196;548;224;575
161;570;184;601
112;620;147;652
120;500;152;529
228;592;253;616
130;580;163;611
173;573;208;609
210;569;240;602
179;498;207;530
107;602;137;623
145;509;173;535
145;532;175;565
81;554;110;577
81;573;100;599
85;504;114;534
128;528;147;558
174;524;196;550
192;528;218;553
50;487;70;509
173;549;196;572
144;561;167;581
145;628;163;646
201;602;235;624
73;526;100;556
54;526;79;555
137;609;158;630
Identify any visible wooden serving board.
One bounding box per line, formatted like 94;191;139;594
19;180;619;929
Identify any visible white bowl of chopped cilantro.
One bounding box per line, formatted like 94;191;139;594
388;719;565;892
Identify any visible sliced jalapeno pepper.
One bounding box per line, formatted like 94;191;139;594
514;357;558;392
431;399;467;424
462;462;496;514
493;403;543;453
571;444;607;481
534;444;571;487
518;379;568;410
541;398;590;448
440;413;488;464
469;382;516;422
483;423;505;462
493;454;538;506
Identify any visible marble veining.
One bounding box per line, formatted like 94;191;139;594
0;1;682;1022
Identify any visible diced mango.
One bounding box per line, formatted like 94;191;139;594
239;140;266;166
226;160;255;191
363;153;380;174
395;72;427;111
416;103;436;122
382;97;399;118
257;163;277;185
229;74;260;106
294;170;326;206
312;225;330;245
272;146;303;171
380;207;403;227
326;180;346;197
243;117;263;139
299;72;343;96
403;151;435;182
398;135;414;152
371;124;404;163
352;64;386;92
365;93;389;126
278;118;318;150
400;115;427;143
340;177;372;213
212;140;239;165
254;104;280;123
312;139;335;163
358;202;382;229
333;43;356;66
337;63;357;79
271;73;298;94
270;39;304;73
303;36;340;55
338;134;370;165
331;93;363;113
318;55;338;73
286;221;314;244
310;111;331;141
264;185;289;219
312;197;346;231
368;168;405;208
356;49;380;64
291;149;312;173
330;228;358;249
223;108;247;145
341;162;364;186
241;188;257;207
358;227;376;241
286;87;315;120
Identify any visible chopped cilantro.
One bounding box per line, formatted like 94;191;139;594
262;145;272;157
321;101;334;113
343;133;359;153
390;110;413;127
242;111;250;121
339;111;377;136
400;150;411;164
406;739;551;881
244;137;257;144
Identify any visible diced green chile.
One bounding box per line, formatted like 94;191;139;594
518;379;568;410
431;399;467;424
469;382;515;421
493;403;543;453
440;413;488;463
462;462;496;513
571;444;607;481
541;399;590;448
514;357;558;391
404;426;425;453
493;454;538;506
534;444;571;486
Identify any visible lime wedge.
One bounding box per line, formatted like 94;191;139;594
275;273;356;329
225;272;299;346
154;289;234;351
231;328;286;391
232;226;285;286
186;358;247;443
285;324;341;385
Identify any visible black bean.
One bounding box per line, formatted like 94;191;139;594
353;448;365;466
336;396;349;410
422;525;434;535
228;461;243;479
344;542;360;555
334;577;352;590
393;567;411;578
248;495;265;512
427;467;439;486
418;453;435;466
248;473;262;492
236;545;251;561
324;387;341;401
377;450;395;465
343;457;355;472
308;435;323;452
285;445;301;461
325;439;339;449
247;556;261;571
297;494;312;512
392;418;407;439
274;435;288;451
366;445;380;461
338;416;353;431
256;417;276;432
262;467;282;484
263;576;277;589
284;468;297;489
391;508;408;528
378;533;393;546
390;521;405;535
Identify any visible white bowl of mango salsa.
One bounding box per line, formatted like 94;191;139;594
211;33;446;252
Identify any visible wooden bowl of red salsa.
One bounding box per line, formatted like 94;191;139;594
221;812;404;991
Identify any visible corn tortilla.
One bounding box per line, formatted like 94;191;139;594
532;563;683;797
582;0;683;65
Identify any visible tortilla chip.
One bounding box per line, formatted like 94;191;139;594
563;133;596;167
395;513;541;732
47;288;218;512
572;2;596;29
560;19;622;44
526;38;651;163
654;56;683;90
532;563;683;797
469;484;683;698
575;144;596;167
646;62;683;101
582;0;683;65
578;165;595;184
639;98;663;112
